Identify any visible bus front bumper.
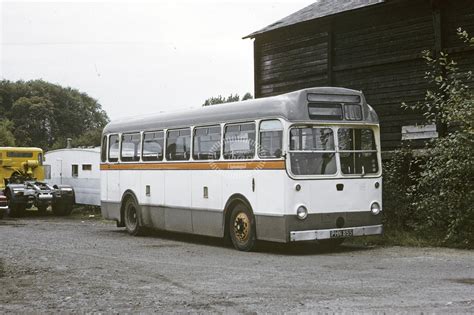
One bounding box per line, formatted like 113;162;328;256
290;224;383;242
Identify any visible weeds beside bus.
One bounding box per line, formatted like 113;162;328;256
100;87;383;251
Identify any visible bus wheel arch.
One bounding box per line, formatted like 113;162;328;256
223;194;257;251
120;190;146;235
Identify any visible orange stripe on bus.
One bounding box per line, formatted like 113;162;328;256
100;160;285;171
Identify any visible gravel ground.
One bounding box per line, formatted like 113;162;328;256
0;212;473;313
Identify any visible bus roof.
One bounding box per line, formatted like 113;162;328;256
103;87;378;134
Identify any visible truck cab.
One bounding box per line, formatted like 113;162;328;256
0;147;75;217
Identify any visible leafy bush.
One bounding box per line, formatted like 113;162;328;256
392;29;474;248
382;146;418;231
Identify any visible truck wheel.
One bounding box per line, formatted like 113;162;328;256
37;205;48;215
123;197;146;236
229;203;256;252
52;201;73;216
6;190;25;218
9;203;26;218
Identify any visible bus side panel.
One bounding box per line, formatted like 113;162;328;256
190;170;223;237
221;170;256;214
140;169;166;229
102;169;121;222
163;170;193;233
255;170;287;242
100;167;108;203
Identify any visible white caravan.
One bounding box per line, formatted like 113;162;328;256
45;148;101;206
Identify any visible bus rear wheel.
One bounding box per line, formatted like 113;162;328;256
229;203;256;251
123;197;146;236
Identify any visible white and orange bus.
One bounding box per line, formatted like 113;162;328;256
100;87;383;251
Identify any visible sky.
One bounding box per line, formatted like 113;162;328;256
0;0;314;120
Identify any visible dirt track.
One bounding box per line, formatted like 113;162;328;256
0;213;473;313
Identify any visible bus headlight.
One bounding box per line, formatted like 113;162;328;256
296;205;308;220
370;202;381;215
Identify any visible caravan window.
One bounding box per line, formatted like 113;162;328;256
72;164;79;177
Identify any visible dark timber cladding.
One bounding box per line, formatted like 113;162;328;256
246;0;474;150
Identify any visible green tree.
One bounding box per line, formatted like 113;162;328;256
0;80;109;150
0;119;15;146
203;92;253;106
242;92;253;101
11;96;55;149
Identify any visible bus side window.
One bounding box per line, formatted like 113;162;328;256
193;125;221;160
101;135;107;162
259;120;283;158
142;131;164;161
121;133;141;162
108;134;119;162
223;122;256;159
167;128;190;161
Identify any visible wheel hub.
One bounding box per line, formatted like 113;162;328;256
233;212;249;242
126;205;138;229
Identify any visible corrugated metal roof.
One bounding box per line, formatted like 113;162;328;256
244;0;385;39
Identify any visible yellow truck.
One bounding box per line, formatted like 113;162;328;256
0;147;74;217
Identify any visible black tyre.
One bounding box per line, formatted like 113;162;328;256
123;197;146;236
9;203;26;218
52;201;73;216
229;203;256;252
6;190;25;218
37;205;48;215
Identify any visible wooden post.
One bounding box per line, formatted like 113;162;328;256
432;4;443;56
253;39;261;99
327;20;334;86
431;0;447;137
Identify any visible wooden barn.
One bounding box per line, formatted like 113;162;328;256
245;0;474;150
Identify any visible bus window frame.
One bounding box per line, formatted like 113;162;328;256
108;134;120;163
101;135;108;162
142;130;165;162
337;126;379;176
258;119;284;160
223;121;256;160
166;127;191;161
192;124;222;161
120;132;142;162
286;123;381;179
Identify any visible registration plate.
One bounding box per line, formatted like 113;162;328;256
330;229;353;238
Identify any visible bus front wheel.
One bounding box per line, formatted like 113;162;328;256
123;197;146;236
229;203;256;252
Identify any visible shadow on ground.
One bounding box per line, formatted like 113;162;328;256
109;226;375;256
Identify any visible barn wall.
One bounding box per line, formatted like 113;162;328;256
254;0;474;150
